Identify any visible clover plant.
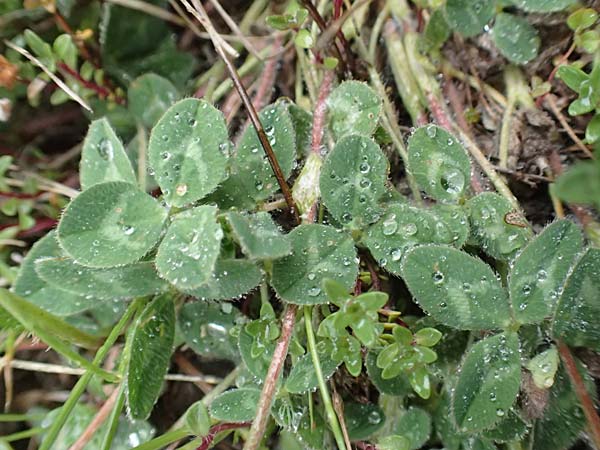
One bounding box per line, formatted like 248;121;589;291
2;37;600;450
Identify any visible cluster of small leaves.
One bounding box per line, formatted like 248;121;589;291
438;0;577;64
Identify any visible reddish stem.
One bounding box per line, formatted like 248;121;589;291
196;422;251;450
17;217;57;237
557;341;600;450
58;63;124;104
333;0;343;19
355;441;377;450
311;70;336;154
427;93;453;131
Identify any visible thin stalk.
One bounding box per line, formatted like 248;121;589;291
99;384;126;450
38;299;143;450
0;413;45;422
136;124;147;190
131;428;191;450
3;426;43;442
557;341;600;450
304;306;347;450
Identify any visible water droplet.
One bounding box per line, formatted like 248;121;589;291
97;138;114;161
307;272;316;281
308;287;321;297
382;217;398;236
522;284;532;296
359;162;370;174
440;167;465;195
425;124;437;138
496;409;505;417
402;222;417;236
432;271;444;284
176;184;188;196
123;225;135;236
391;248;402;261
537;269;548;282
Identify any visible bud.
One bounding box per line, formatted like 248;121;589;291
292;152;322;219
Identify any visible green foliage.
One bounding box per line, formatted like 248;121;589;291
444;0;495;37
553;248;600;350
491;13;540;65
343;402;385;440
209;388;261;422
184;401;211;437
128;73;179;128
407;125;471;203
366;351;412;396
225;211;291;260
508;0;576;12
552;157;600;209
126;295;175;419
467;192;531;261
326;81;382;140
452;333;521;432
79;119;136;190
401;245;512;330
271;224;358;305
509;220;583;324
58;181;167;267
285;341;340;393
155;205;222;289
148;98;229;207
320;134;388;227
395;407;432;450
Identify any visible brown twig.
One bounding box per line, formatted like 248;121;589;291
557;341;600;450
180;0;300;224
68;387;121;450
243;305;297;450
545;95;594;159
173;353;212;393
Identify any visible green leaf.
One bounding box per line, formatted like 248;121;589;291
394;407;432;450
481;409;528;443
531;363;593;450
556;65;589;92
148;98;229;207
326;81;382;140
271;224;358;305
184;259;263;301
430;204;470;248
0;288;100;349
409;366;432;399
295;29;313;48
407;125;471;203
209;388;261;422
401;245;512;330
366;351;412;396
320;134;388;227
53;34;77;68
444;0;495;37
12;232;99;316
491;13;540;65
79;118;137;190
216;103;296;208
509;220;583;324
585;114;600;143
128;73;180;128
225;211;291;260
414;328;443;347
179;300;239;361
58;181;167;267
508;0;576;12
467;192;531;261
424;9;451;51
364;203;457;275
344;402;385;440
552;160;600;210
378;435;410;450
285;341;340;394
184;401;211;436
238;326;274;378
155;205;222;290
452;333;521;432
527;346;559;389
127;294;175;419
553;248;600;351
567;8;599;30
35;258;167;300
24;29;56;71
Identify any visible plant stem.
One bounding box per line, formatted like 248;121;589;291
557;341;600;450
243;305;297;450
131;428;191;450
38;299;142;450
99;384;126;450
2;426;43;442
304;306;347;450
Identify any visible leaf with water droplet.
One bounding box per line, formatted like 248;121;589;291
395;407;432;450
467;192;531;261
553;248;600;351
285;340;340;394
12;231;99;316
320;134;388;228
327;81;382;140
509;220;583;324
452;332;521;432
344;402;385;440
148;98;228;207
271;224;358;305
35;258;168;300
364;203;455;275
179;300;240;360
80;118;136;190
128;73;179;128
401;245;512;330
184;401;210;437
238;325;274;378
507;0;576;12
155;205;222;290
225;211;291;260
407;125;471;203
213;102;296;207
527;346;559;389
491;13;540;65
209;388;261;422
58;181;167;268
481;409;528;443
184;258;262;301
444;0;495;37
366;351;413;396
377;435;410;450
430;204;470;249
126;294;175;419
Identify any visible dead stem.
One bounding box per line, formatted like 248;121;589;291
545;95;595;160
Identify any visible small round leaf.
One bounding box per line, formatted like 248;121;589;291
209;388;261;422
491;13;540;65
58;181;167;268
445;0;495;37
128;73;180;128
184;259;262;301
327;81;382;140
